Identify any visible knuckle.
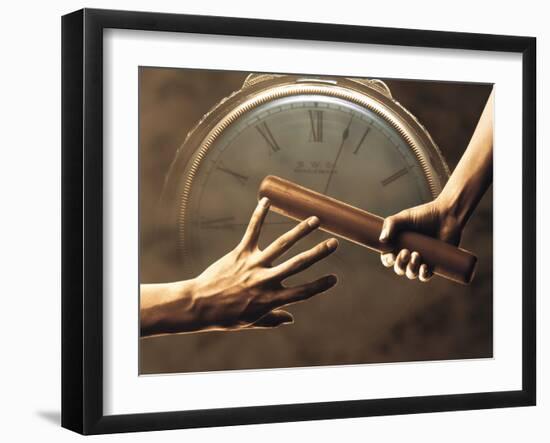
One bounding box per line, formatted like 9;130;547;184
234;244;249;259
261;268;279;282
396;209;409;218
296;254;310;267
276;236;291;250
235;240;246;252
406;269;417;280
393;211;408;224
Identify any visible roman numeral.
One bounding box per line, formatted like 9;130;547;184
256;122;281;152
308;110;323;143
381;167;410;186
353;127;371;154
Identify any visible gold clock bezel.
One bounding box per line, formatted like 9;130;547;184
161;75;450;257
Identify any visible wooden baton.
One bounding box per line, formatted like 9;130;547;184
258;175;477;284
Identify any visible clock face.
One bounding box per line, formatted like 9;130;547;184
177;91;443;290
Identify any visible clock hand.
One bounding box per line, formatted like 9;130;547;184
381;166;411;187
200;216;235;226
200;220;295;230
217;165;249;185
353;127;371;155
322;116;353;195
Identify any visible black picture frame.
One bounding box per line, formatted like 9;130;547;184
61;8;536;435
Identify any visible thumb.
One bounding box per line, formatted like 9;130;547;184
379;211;409;243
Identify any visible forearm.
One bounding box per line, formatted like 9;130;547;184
140;279;202;337
437;89;494;228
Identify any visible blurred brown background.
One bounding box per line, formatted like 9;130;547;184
139;67;493;374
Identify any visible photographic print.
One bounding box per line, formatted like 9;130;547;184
62;9;536;433
139;68;494;375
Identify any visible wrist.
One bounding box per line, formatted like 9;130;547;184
435;187;468;231
140;278;201;336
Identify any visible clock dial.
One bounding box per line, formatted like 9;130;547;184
179;94;437;289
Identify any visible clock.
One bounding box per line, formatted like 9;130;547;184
161;74;450;296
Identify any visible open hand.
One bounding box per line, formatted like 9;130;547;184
194;197;338;330
140;197;338;336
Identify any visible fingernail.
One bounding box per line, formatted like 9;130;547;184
326;238;339;250
307;216;320;228
379;228;388;242
259;197;270;207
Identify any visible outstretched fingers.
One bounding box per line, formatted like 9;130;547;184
271;274;338;309
239;197;270;250
268;238;339;280
260;216;320;263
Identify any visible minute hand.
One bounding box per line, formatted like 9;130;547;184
323;117;352;195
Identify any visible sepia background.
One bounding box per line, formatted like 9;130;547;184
139;67;493;374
